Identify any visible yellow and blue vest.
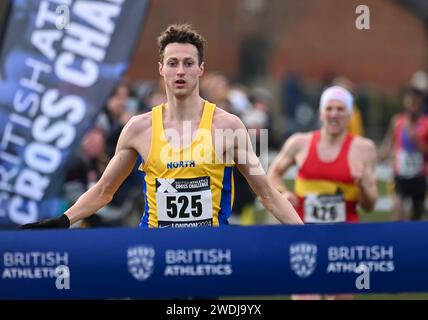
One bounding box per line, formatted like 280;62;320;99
139;101;234;228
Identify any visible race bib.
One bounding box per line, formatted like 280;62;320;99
304;193;346;223
397;150;423;178
156;177;213;227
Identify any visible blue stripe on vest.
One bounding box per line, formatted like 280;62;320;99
138;166;150;228
218;167;233;225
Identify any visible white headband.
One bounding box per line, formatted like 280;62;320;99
320;86;353;113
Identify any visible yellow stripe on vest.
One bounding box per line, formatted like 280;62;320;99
295;179;359;201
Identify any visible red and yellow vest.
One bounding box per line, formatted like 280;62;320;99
295;131;359;223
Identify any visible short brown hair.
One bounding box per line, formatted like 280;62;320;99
158;24;207;65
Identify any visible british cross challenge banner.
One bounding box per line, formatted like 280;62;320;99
0;0;150;228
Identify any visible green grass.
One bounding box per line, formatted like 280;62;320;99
359;211;392;222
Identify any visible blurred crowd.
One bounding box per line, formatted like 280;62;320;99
61;69;428;227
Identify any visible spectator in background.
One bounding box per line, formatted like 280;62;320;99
64;125;141;227
135;80;167;113
85;81;144;226
282;73;319;136
232;103;269;225
146;84;167;110
282;72;302;122
250;87;283;150
201;72;233;112
228;84;252;116
379;86;428;221
63;127;109;227
97;81;135;157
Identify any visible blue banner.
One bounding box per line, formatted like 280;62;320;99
0;0;150;228
1;222;428;299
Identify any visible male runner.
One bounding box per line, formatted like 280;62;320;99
380;86;428;220
267;85;377;299
21;24;302;229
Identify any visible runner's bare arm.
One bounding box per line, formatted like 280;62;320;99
379;116;395;161
355;139;378;212
267;134;301;192
226;115;303;225
415;123;428;156
64;118;140;225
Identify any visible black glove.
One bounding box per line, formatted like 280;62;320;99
18;214;70;230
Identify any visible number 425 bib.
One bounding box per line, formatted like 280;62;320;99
156;177;213;227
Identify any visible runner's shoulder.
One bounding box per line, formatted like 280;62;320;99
285;132;312;151
352;135;376;154
125;111;152;135
212;107;245;130
420;114;428;123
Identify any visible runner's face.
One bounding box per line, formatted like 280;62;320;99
159;43;204;99
403;92;423;115
320;100;350;135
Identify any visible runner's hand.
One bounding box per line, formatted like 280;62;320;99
18;215;70;230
